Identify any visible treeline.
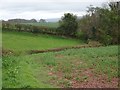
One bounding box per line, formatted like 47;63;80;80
3;18;47;23
7;19;37;23
2;22;57;35
77;2;120;45
2;20;77;37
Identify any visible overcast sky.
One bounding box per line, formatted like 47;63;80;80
0;0;110;20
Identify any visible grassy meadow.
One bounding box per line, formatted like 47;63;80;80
3;31;82;53
3;45;118;88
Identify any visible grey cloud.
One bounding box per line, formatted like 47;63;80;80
0;2;104;13
0;1;107;20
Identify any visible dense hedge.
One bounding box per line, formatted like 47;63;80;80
2;22;58;35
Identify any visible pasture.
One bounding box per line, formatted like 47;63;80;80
3;31;82;53
22;22;59;28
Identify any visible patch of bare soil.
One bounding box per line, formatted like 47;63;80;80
72;68;118;88
49;68;118;88
2;49;14;56
29;44;103;54
72;75;118;88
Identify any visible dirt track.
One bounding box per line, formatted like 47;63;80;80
29;44;103;54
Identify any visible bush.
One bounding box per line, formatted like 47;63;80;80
100;35;112;45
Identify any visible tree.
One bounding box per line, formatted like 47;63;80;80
39;19;46;23
30;19;37;23
58;13;78;36
78;1;119;45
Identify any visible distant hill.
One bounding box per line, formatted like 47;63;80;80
7;19;37;23
4;16;82;23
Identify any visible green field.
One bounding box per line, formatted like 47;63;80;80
3;45;118;88
2;30;118;88
22;22;59;28
3;31;82;52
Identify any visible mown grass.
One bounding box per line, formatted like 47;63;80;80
22;22;59;28
2;45;118;88
3;31;82;53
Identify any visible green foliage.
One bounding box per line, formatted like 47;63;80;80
2;21;59;35
100;35;112;45
58;13;78;36
78;2;119;45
